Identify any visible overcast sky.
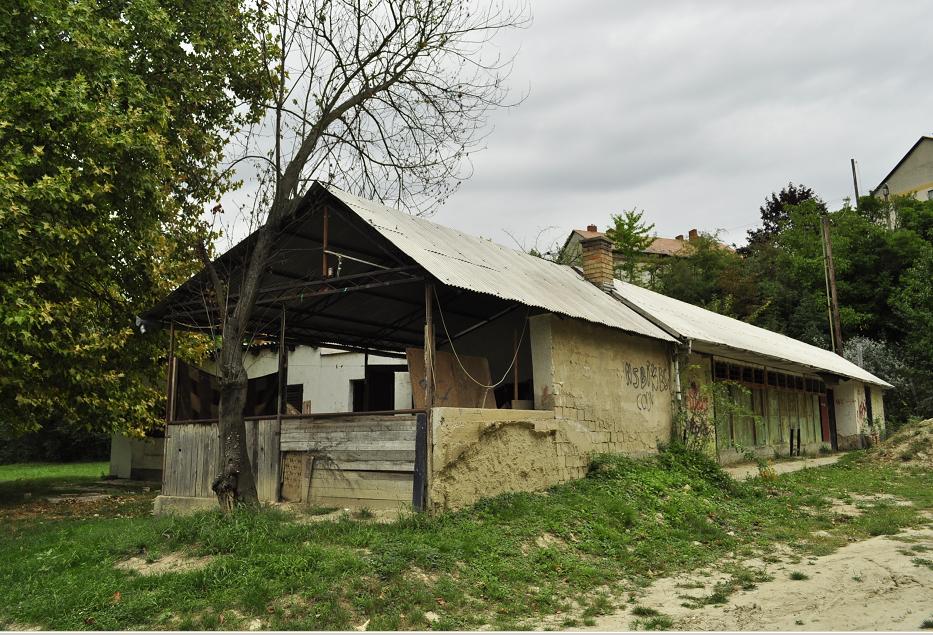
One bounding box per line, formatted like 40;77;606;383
223;0;933;250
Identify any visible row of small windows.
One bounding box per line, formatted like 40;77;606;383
713;361;826;394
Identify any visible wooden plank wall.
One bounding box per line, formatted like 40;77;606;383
162;420;280;502
280;415;417;509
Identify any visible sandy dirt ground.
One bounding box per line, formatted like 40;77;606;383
576;526;933;632
724;455;841;480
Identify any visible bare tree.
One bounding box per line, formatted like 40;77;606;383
200;0;528;510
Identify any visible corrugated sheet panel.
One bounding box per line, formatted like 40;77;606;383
614;280;892;388
325;185;676;343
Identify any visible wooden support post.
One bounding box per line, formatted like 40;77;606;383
322;209;329;279
363;352;370;411
513;328;519;404
165;322;176;425
423;282;435;510
424;283;435;412
277;307;287;418
412;412;428;512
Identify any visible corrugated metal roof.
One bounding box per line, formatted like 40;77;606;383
614;279;892;388
325;185;677;343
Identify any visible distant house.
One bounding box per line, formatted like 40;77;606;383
563;225;729;283
872;135;933;202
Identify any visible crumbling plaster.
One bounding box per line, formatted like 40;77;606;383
428;407;593;511
530;313;675;456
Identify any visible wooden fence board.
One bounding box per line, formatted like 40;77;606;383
165;414;416;507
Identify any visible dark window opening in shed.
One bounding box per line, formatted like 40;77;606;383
286;384;303;413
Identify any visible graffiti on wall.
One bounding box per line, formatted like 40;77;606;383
624;360;671;411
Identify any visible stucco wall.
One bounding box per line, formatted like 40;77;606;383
882;138;933;201
834;380;885;450
429;407;593;511
530;313;674;456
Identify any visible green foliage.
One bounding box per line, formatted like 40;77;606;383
643;183;933;421
0;0;267;436
606;209;655;282
649;233;761;320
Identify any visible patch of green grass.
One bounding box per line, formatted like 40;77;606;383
0;446;928;630
921;618;933;630
632;613;674;631
0;462;108;483
912;557;933;571
681;566;772;608
789;571;809;580
631;605;659;617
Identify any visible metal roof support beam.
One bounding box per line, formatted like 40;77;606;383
165;266;421;316
437;302;523;347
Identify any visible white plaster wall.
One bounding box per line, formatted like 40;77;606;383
871;387;886;433
208;346;407;413
881;139;933;201
833;380;862;439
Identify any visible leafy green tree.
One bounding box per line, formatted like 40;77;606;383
0;0;266;437
649;232;761;321
743;182;826;251
605;209;655;282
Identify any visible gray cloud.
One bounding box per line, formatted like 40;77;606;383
221;0;933;250
429;0;933;247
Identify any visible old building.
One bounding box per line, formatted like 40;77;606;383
143;183;889;514
872;135;933;202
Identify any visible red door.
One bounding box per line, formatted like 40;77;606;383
819;395;831;443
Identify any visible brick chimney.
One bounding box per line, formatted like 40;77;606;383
688;228;698;241
580;233;614;293
586;223;598;232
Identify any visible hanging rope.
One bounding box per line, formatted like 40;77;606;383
432;287;529;407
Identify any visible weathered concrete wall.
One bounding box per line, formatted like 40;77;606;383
834;380;886;450
109;434;164;481
530;314;674;456
429;408;593;511
871;387;886;434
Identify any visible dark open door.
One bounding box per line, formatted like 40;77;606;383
819;394;831;443
826;389;838;450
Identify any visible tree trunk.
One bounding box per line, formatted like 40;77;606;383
212;321;259;510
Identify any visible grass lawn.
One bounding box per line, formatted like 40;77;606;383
0;448;929;631
0;461;108;483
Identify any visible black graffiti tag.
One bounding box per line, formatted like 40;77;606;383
624;360;671;412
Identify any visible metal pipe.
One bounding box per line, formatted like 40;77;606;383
165;322;176;424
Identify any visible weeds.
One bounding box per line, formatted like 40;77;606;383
789;571;809;580
0;448;928;630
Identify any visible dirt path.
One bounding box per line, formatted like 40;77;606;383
577;526;933;632
724;454;841;480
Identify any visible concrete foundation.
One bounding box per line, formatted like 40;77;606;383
429;408;593;511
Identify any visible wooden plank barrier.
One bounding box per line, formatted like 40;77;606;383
162;420;280;503
279;414;417;510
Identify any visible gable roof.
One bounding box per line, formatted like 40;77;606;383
613;279;891;388
324;185;676;343
872;135;933;195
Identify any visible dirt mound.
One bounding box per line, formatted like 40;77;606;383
872;418;933;468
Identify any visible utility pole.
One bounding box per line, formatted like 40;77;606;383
850;158;861;209
820;215;844;355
